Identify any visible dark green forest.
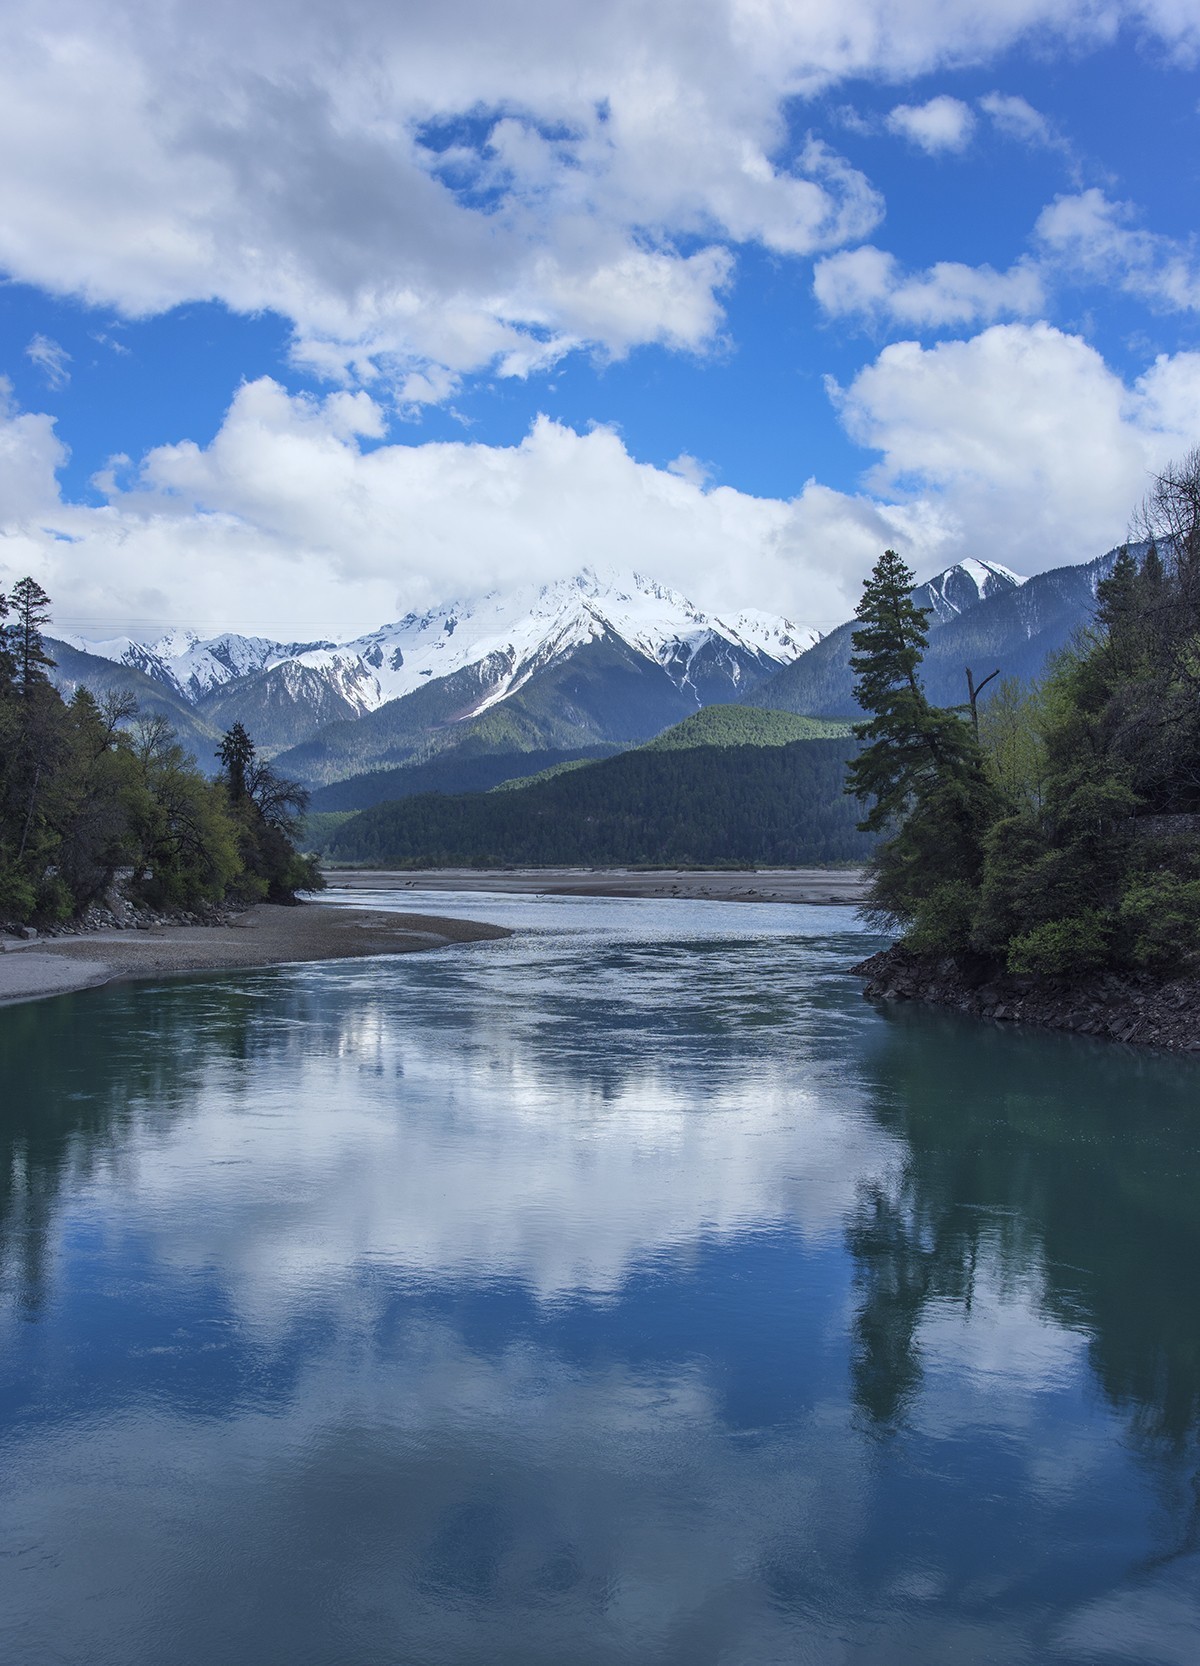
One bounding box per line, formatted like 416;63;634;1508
849;450;1200;979
0;583;320;926
329;725;873;867
309;743;620;811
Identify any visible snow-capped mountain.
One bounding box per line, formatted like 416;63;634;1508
60;627;336;702
63;553;1112;796
66;568;818;722
746;557;1032;719
918;558;1026;625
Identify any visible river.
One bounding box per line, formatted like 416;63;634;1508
1;888;1198;1664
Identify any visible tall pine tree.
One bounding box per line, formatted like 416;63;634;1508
846;549;997;947
8;577;55;694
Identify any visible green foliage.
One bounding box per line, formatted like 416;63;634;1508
299;810;356;851
1006;913;1114;977
216;727;324;902
901;879;981;956
217;722;255;800
488;708;854;794
0;580;319;925
491;757;598;792
849;453;1200;980
978;677;1050;810
8;576;55;694
309;745;621;811
642;705;853;750
127;716;242;907
847;550;998;936
1119;872;1200;971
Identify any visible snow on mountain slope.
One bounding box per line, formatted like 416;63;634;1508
917;559;1025;625
58;632;175;688
961;558;1025;595
331;570;811;716
152;632;300;699
69;570;816;718
61;627;329;701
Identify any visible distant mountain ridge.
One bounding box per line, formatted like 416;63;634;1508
747;551;1116;718
62;568;816;716
54;568;817;780
48;550;1122;796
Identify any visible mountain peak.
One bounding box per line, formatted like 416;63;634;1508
63;569;818;736
918;559;1025;625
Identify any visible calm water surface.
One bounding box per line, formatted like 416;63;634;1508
1;890;1198;1665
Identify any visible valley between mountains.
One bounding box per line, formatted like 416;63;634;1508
50;551;1118;866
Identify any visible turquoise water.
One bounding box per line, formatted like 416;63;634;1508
1;890;1198;1665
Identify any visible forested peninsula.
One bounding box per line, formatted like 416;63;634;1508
848;451;1200;1053
0;581;321;932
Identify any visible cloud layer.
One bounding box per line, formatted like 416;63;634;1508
2;321;1198;639
0;1;1197;398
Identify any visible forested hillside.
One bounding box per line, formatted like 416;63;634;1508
641;705;851;749
309;744;620;811
328;720;872;867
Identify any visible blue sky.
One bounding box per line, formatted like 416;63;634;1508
0;2;1197;640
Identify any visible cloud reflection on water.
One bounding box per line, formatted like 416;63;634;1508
2;898;1199;1664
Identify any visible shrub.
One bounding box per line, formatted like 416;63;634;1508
1119;874;1200;972
903;880;980;954
1006;912;1114;977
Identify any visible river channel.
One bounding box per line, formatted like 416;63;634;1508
1;889;1198;1664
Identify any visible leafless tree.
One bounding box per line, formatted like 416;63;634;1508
1132;445;1200;572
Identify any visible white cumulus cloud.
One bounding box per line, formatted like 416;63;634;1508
1036;188;1200;312
813;245;1044;328
0;380;883;637
886;96;976;154
832;322;1200;567
2;325;1199;642
0;2;1196;399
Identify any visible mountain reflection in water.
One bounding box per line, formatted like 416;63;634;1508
1;893;1197;1666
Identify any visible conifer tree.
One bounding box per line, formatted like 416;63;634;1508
217;721;321;900
846;549;943;829
0;588;13;692
217;722;255;802
8;576;55;694
846;549;997;945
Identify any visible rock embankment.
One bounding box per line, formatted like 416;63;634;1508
1;895;237;943
851;946;1200;1055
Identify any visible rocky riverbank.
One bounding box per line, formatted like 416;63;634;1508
851;946;1200;1055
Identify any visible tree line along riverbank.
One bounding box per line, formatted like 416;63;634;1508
844;449;1200;1053
0;579;322;933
